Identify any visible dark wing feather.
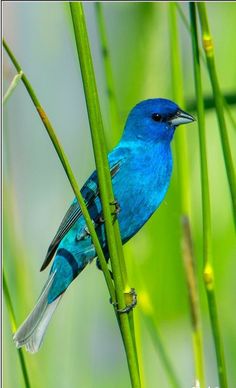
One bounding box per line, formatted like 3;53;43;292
40;161;121;271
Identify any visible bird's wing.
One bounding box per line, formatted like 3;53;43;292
40;161;121;271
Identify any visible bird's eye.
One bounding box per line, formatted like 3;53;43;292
151;113;162;122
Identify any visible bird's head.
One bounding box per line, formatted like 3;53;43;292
123;98;195;143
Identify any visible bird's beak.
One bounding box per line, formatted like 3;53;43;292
168;109;195;126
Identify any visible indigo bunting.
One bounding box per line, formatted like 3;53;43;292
13;98;194;352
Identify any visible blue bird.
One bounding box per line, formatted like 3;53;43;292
13;98;194;352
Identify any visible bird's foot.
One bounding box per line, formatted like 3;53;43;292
109;199;121;216
96;259;113;279
94;201;120;226
111;288;137;314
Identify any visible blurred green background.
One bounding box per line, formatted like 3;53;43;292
3;2;236;388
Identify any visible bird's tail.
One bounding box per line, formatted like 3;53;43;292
13;271;62;353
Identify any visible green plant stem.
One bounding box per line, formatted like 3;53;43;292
189;4;228;388
3;70;23;104
95;2;120;141
186;93;236;115
2;37;115;305
95;2;129;291
139;292;181;388
95;3;140;374
181;216;205;388
169;3;189;215
197;2;236;227
69;3;140;387
224;101;236;132
175;2;236;132
169;5;205;387
3;271;31;388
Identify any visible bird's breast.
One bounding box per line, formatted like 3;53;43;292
113;143;173;241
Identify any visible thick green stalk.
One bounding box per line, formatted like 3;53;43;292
94;3;140;372
169;5;205;387
3;271;31;388
95;2;129;291
2;38;115;305
95;2;120;142
96;1;141;372
189;4;228;387
197;2;236;227
69;3;140;387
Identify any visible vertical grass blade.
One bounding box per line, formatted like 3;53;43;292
69;3;140;386
140;292;181;388
3;271;31;388
94;2;130;292
181;216;205;388
95;3;120;140
189;4;228;387
197;2;236;227
95;2;141;377
169;5;205;387
168;3;189;215
175;2;236;133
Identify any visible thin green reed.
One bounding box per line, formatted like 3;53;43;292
3;56;31;388
3;271;31;388
168;3;189;214
181;216;205;388
175;2;236;132
95;2;120;141
69;3;140;387
139;291;181;388
95;2;130;292
197;3;236;227
189;4;228;388
169;4;205;387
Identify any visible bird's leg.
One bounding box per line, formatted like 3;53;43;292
96;258;114;279
95;201;120;225
110;288;137;314
109;199;121;216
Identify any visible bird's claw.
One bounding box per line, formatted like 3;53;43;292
110;288;137;314
95;200;120;226
110;199;121;216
